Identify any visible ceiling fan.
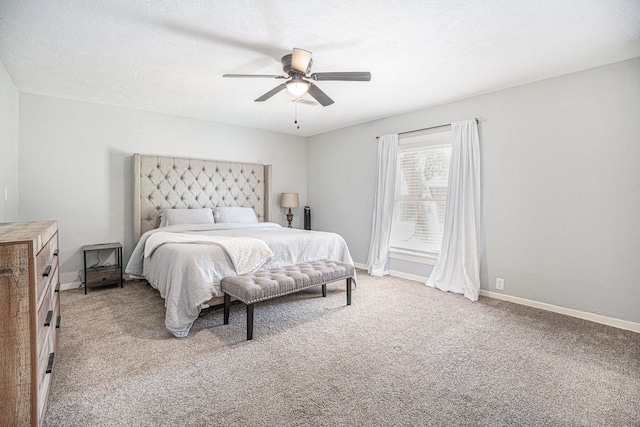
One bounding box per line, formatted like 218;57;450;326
223;48;371;106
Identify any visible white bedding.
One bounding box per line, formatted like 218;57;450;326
125;223;355;337
144;231;273;275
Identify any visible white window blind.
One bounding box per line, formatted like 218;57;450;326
389;129;452;260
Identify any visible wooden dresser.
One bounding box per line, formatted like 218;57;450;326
0;221;60;426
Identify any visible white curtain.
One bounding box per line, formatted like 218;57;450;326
426;119;482;301
366;134;398;276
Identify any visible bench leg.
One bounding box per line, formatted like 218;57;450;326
223;293;230;325
346;277;352;305
322;284;327;297
246;303;254;340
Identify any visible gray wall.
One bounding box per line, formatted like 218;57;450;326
308;58;640;324
0;59;19;222
9;58;640;324
18;94;307;284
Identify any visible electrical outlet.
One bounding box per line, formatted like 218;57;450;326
496;278;504;290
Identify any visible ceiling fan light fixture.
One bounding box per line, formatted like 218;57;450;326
285;79;310;97
291;48;313;73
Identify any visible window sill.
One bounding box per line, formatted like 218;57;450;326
389;249;438;266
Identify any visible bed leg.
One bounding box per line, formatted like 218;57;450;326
246;304;254;340
322;284;327;297
223;293;230;325
346;278;352;306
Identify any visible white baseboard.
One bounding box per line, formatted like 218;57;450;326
389;270;428;283
353;262;367;270
479;290;640;333
379;271;639;333
354;263;429;284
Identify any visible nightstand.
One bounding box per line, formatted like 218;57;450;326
82;242;123;294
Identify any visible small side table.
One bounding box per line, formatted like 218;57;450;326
82;242;123;294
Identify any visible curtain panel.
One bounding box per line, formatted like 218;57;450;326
426;119;482;301
366;134;398;276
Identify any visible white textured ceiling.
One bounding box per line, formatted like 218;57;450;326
1;0;639;137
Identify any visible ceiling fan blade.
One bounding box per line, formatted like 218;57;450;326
255;83;287;102
307;83;334;107
291;48;313;73
223;74;285;79
310;72;371;81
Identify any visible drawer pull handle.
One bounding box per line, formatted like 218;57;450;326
44;310;53;327
46;353;55;374
54;249;59;256
43;265;52;277
55;282;60;292
56;315;61;329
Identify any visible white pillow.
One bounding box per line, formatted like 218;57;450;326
213;207;258;224
159;208;214;227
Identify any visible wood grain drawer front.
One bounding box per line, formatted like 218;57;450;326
50;272;60;304
36;330;55;422
36;279;54;358
86;265;121;287
35;233;58;306
54;293;61;348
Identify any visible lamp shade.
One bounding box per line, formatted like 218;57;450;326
280;193;299;208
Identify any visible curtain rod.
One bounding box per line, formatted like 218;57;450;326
375;117;485;139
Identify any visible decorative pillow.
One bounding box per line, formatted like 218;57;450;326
159;208;214;227
213;206;258;224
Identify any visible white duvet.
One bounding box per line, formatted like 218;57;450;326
144;232;274;275
126;223;355;337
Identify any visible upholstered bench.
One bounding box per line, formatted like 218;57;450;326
221;260;355;340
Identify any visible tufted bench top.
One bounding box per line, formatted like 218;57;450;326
221;259;355;305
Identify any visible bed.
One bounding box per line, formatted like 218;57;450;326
125;154;355;337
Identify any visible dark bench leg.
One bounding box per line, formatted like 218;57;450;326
223;293;230;325
322;284;327;297
246;303;254;340
346;277;352;305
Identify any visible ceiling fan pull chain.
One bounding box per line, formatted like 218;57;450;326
295;97;300;129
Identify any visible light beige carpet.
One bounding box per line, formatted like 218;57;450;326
44;271;639;426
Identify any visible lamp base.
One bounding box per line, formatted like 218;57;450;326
286;208;293;228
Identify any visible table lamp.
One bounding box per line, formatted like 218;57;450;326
280;193;299;228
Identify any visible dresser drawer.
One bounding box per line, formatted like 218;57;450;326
35;233;58;305
50;272;61;304
54;294;61;348
36;331;55;423
86;265;121;287
36;278;54;358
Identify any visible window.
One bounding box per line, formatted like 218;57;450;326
389;129;451;262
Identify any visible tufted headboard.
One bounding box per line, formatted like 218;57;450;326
132;153;272;244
